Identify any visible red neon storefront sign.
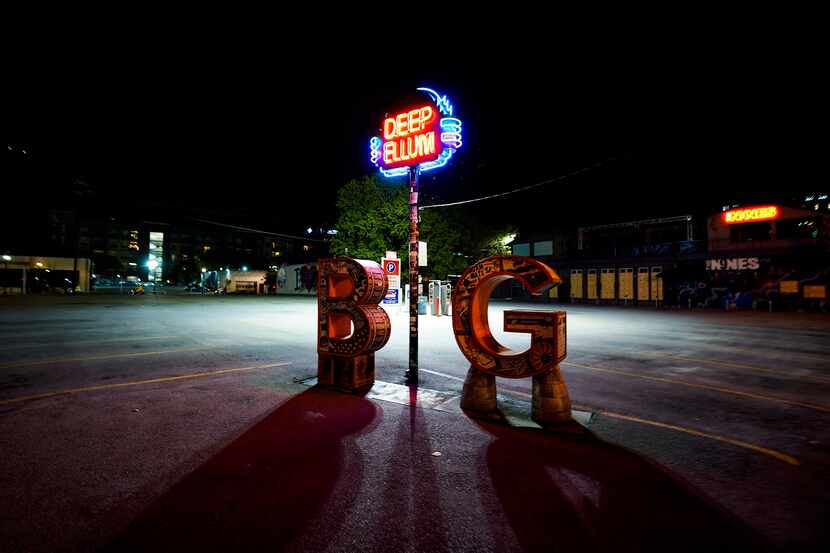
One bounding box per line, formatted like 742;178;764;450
722;205;779;224
381;104;442;169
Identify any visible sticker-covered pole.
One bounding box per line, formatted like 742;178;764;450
406;165;420;385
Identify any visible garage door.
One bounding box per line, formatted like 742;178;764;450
570;269;583;299
618;268;634;300
600;268;616;300
650;267;663;301
637;267;650;301
587;269;598;300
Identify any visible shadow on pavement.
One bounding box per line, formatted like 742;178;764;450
105;386;378;552
104;385;775;553
369;385;449;551
475;419;775;553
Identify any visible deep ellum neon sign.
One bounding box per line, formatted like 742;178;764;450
370;87;463;177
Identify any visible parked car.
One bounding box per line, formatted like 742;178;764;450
129;283;145;296
185;282;207;293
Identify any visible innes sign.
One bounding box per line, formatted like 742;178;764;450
722;205;779;224
706;257;760;271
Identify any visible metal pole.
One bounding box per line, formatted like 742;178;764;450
406;165;419;385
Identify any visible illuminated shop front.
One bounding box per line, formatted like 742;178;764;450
705;204;829;305
511;215;703;305
510;203;829;309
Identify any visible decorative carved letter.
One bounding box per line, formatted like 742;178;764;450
318;258;391;393
452;256;571;425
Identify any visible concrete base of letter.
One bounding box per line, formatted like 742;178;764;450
531;366;573;426
317;354;375;394
460;366;498;415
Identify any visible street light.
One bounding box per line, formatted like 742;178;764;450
1;255;10;261
242;266;248;272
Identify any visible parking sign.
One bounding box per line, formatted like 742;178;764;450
383;259;400;276
381;257;401;304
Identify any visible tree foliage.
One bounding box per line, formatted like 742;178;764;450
330;175;515;281
329;175;408;261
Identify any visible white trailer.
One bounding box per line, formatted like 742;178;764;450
227;270;267;294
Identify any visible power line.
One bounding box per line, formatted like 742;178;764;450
419;157;616;210
188;217;327;242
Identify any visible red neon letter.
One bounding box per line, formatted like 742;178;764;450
420;106;434;126
395;113;408;137
408;108;422;133
383;118;396;140
383;141;395;165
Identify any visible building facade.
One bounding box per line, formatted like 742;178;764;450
513;202;829;310
76;215;327;285
513;215;705;305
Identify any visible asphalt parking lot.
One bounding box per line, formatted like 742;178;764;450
1;293;828;552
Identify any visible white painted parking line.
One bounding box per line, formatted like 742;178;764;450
563;360;830;413
0;346;214;369
0;362;292;406
417;366;802;466
0;335;178;352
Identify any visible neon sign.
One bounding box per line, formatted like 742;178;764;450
381;105;440;168
370;87;463;177
723;205;779;224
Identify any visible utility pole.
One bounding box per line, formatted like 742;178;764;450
406;165;420;385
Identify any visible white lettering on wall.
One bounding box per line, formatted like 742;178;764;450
706;257;761;271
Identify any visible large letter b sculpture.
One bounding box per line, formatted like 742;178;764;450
318;258;391;393
452;256;572;425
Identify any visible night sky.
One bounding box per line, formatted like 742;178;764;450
4;46;822;235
